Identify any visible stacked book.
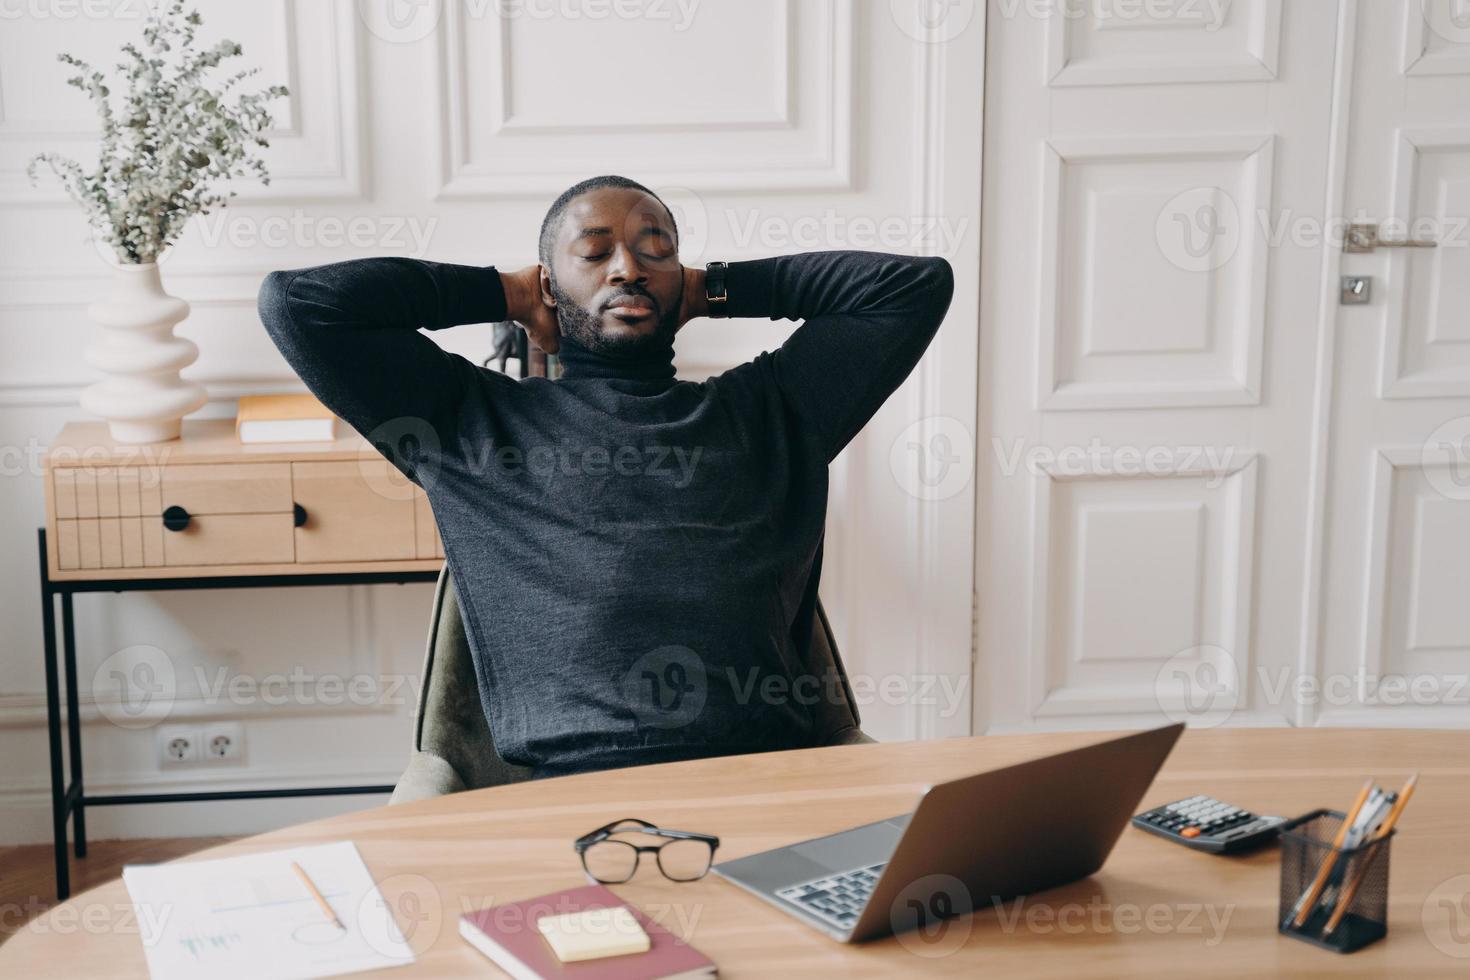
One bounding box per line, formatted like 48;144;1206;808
235;393;337;443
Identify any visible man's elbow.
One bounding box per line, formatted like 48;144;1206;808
921;255;954;300
908;255;954;321
258;268;288;317
257;269;303;342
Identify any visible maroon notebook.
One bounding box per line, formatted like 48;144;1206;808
459;883;717;980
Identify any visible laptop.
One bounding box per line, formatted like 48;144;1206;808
712;723;1184;942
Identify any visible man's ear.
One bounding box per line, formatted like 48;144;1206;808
538;265;556;308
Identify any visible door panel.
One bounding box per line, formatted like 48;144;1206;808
1039;134;1273;409
1381;130;1470;398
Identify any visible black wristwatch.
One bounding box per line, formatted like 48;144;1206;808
704;261;728;318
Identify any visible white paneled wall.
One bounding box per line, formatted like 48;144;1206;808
0;1;984;843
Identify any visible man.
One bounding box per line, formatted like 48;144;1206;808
258;175;954;778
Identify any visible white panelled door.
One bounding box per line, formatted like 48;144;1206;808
1313;0;1470;727
977;0;1388;732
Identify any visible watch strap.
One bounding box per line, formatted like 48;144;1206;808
704;261;728;318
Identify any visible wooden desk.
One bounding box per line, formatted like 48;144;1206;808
4;729;1468;976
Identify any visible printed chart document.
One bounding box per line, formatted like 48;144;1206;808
123;840;414;980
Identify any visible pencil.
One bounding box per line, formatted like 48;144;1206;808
291;860;346;931
1322;773;1419;936
1289;778;1374;928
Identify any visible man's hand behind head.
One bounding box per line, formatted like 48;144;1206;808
502;264;561;355
676;264;707;329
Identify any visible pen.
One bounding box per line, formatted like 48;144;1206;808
1322;773;1419;937
292;860;347;931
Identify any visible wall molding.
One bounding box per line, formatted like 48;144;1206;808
902;20;976;741
1;0;367;205
432;0;852;197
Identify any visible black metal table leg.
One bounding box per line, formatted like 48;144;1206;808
33;525;439;903
61;591;86;859
38;530;70;900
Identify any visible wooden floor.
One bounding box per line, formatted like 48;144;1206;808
0;837;237;947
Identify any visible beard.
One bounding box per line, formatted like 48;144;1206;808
550;279;680;358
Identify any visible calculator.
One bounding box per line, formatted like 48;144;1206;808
1132;795;1290;853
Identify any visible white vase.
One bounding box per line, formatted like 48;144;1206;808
80;262;207;443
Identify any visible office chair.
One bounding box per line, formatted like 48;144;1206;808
390;565;873;804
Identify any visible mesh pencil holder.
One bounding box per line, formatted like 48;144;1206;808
1278;809;1393;954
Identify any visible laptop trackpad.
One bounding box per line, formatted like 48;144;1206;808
791;817;908;872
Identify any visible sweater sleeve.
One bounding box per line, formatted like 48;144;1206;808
257;257;508;442
719;250;955;462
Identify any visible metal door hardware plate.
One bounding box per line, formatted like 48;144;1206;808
1340;276;1372;305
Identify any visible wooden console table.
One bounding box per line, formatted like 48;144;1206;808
38;419;446;898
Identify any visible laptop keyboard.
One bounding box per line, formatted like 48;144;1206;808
775;863;887;931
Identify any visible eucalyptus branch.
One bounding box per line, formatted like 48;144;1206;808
26;0;288;264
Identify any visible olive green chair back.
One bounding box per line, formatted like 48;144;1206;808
390;566;871;804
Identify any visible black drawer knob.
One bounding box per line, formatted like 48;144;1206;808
162;505;191;532
294;502;308;528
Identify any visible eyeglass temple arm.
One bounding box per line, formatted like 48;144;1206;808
646;827;720;846
574;817;659;847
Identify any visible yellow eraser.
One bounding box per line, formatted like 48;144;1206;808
536;906;652;963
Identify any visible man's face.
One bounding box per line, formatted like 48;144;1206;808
543;187;684;356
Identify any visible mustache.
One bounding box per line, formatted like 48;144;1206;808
600;284;659;312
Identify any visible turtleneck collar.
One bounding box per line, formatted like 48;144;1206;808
553;333;677;382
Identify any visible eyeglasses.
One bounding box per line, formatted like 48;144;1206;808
574;818;720;884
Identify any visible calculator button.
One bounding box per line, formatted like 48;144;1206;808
1180;827;1202;838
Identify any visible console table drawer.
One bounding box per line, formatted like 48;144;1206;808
160;463;292;514
162;512;296;566
292;460;417;563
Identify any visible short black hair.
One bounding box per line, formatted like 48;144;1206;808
537;175;678;268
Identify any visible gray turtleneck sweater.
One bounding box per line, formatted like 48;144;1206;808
258;251;954;777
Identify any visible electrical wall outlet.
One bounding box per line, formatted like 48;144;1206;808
204;722;245;762
156;725;202;766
